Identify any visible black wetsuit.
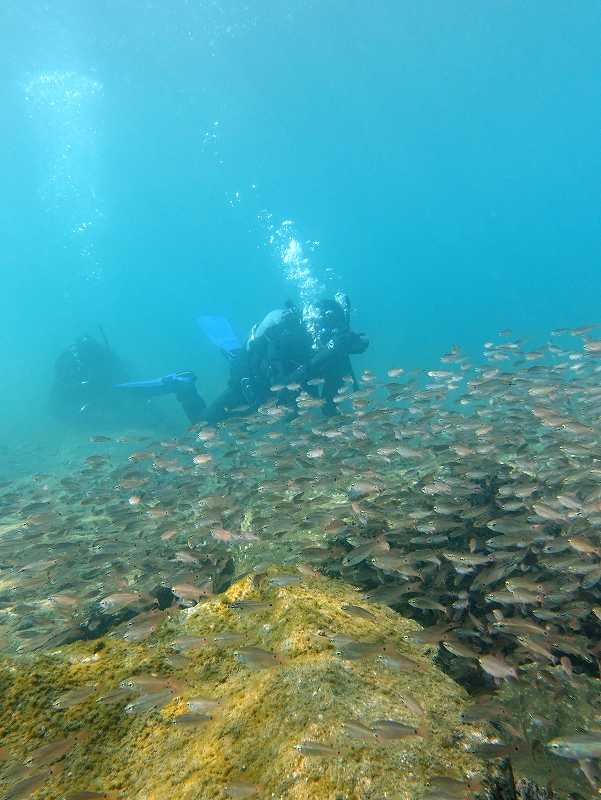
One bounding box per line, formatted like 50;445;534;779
178;318;368;426
51;335;129;422
204;316;314;424
298;330;369;416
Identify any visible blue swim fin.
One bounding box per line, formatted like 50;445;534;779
197;315;241;355
114;372;196;397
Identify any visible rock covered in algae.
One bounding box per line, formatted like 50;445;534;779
0;569;484;799
492;665;601;799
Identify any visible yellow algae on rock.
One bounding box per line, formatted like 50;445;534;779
0;570;483;800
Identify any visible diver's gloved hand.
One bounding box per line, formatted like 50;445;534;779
332;331;369;355
350;332;369;354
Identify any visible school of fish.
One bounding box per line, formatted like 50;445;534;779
3;325;601;797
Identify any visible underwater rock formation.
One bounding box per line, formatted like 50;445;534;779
478;760;555;800
493;666;601;799
0;569;485;799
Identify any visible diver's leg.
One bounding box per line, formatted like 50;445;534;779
205;386;246;426
113;370;207;423
175;381;206;424
157;372;207;423
320;358;351;417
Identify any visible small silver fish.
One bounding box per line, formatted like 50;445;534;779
3;769;52;800
187;696;221;714
124;688;175;715
341;604;376;621
342;719;376;740
228;600;273;613
478;654;518;680
96;687;134;706
27;736;75;766
376;652;419;671
546;734;601;760
52;686;96;710
210;632;246;646
99;592;143;612
171;636;208;653
370;718;421;739
268;575;302;587
172;712;212;727
224;780;262;798
441;640;480;659
120;675;175;692
428;776;478;798
399;694;426;717
408;597;448;614
234;646;280;669
294;741;340;757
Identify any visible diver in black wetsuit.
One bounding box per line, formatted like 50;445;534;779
203;302;313;424
51;333;130;422
175;295;369;425
295;296;369;415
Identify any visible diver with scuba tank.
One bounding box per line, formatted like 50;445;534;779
180;293;369;424
60;295;368;427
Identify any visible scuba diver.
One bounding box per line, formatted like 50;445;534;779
114;294;368;425
51;331;130;423
203;300;314;424
293;294;369;415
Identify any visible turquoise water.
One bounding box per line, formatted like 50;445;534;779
2;1;601;472
3;7;601;796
